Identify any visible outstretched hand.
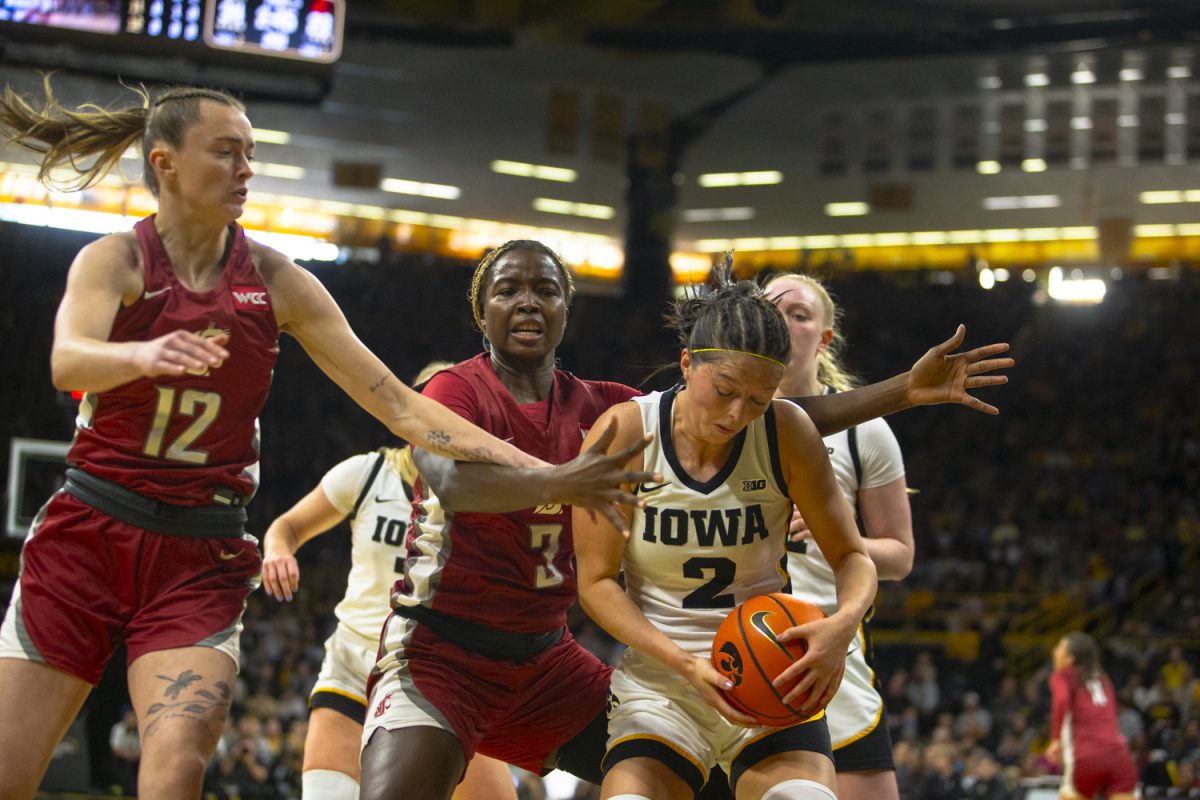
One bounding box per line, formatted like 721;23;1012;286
906;324;1013;415
553;421;661;536
262;550;300;602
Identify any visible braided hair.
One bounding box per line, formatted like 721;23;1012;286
0;77;244;196
467;240;576;336
668;254;791;370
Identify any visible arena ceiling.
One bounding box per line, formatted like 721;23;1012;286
2;0;1198;255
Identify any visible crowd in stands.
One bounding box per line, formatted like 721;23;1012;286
1;223;1197;799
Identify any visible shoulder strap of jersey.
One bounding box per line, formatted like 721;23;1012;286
847;424;863;488
349;450;387;523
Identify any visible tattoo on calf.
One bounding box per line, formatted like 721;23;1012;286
143;673;233;740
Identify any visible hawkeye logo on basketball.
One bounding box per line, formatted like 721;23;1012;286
232;285;269;311
641;504;768;547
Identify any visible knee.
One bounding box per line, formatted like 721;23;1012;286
761;779;838;800
137;749;209;798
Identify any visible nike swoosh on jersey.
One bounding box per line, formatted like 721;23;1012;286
636;482;671;494
218;550;239;560
375;497;404;504
143;286;171;300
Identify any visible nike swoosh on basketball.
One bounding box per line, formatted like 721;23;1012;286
219;550;239;560
636;481;671;494
143;286;171;300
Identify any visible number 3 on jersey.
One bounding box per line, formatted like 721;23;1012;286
529;523;565;589
143;386;223;464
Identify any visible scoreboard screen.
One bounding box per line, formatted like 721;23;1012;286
0;0;342;64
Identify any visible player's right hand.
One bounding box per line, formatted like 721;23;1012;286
788;507;813;542
262;551;300;602
131;330;230;378
683;656;759;728
550;421;662;535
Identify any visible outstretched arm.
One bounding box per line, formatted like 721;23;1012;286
790;324;1013;436
262;249;541;468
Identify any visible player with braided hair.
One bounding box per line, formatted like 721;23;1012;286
0;79;547;799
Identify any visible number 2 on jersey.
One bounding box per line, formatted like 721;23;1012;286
682;556;737;609
143;387;223;464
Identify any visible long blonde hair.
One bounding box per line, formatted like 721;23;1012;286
762;272;860;392
0;76;244;195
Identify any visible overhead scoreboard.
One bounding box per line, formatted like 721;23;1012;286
0;0;344;98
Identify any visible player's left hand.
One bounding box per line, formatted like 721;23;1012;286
262;550;300;602
1045;740;1062;765
773;615;853;717
906;324;1013;415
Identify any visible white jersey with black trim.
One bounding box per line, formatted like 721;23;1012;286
784;388;905;615
626;387;793;658
321;452;414;648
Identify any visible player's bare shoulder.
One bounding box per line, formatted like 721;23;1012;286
592;400;645;452
248;238;317;330
70;231;143;303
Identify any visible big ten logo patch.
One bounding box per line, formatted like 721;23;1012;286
742;478;767;492
231;286;269;311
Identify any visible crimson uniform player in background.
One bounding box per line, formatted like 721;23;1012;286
0;79;543;800
1046;631;1139;800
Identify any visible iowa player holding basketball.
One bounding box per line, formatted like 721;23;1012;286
0;80;542;800
573;265;879;800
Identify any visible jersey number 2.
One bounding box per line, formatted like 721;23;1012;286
682;557;737;609
143;387;223;464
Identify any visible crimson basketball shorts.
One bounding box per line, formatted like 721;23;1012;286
1063;745;1138;798
363;612;612;774
0;492;262;685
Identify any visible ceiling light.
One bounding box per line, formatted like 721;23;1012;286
978;76;1002;89
1140;190;1184;204
1167;66;1191;79
254;129;291;144
1048;266;1105;304
1024;73;1049;87
979;268;995;290
380;178;461;200
491;160;577;182
1071;117;1092;130
1134;224;1176;237
697;171;783;187
824;202;869;216
976;161;1001;175
1071;69;1096;84
255;163;306;180
1119;68;1143;81
681;207;755;222
533;198;615;220
1021;158;1047;172
983;195;1061;210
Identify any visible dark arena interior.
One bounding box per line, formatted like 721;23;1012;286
1;1;1198;798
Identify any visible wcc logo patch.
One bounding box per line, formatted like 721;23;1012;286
231;286;269;311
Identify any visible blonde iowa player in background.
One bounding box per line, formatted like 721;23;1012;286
262;363;515;800
764;272;913;800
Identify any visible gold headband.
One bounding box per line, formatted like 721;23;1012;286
689;348;786;369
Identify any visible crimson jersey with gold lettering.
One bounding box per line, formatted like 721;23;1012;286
68;215;279;505
397;353;637;634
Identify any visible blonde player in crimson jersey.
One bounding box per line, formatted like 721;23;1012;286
574;265;879;800
0;80;546;800
262;366;516;800
765;272;913;800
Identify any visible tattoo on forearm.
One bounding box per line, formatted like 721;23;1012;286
142;672;233;741
425;430;490;461
369;372;391;393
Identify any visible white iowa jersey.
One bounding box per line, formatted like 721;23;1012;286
626;387;793;658
320;451;415;648
784;389;904;615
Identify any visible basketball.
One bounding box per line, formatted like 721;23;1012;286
710;593;830;726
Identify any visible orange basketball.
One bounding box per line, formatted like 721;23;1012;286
710;593;828;726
